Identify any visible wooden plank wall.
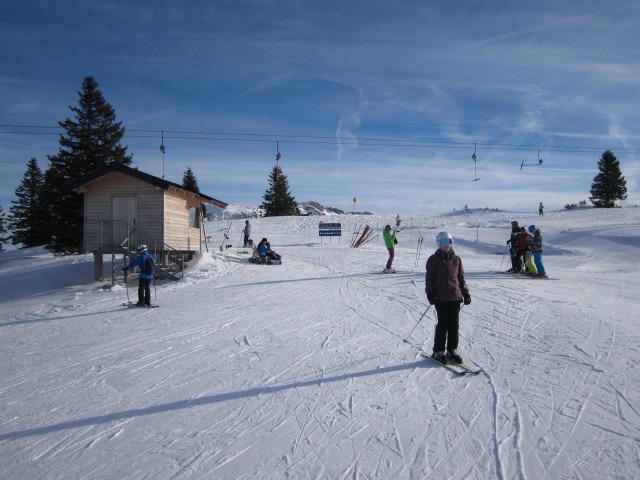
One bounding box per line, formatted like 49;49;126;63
82;172;203;253
82;172;164;251
163;191;201;252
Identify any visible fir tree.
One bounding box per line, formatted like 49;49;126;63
43;76;132;254
590;150;627;208
182;167;200;193
260;165;297;216
9;158;49;247
182;166;206;215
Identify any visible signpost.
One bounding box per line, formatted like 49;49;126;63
319;222;342;244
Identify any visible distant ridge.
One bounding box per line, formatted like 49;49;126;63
206;201;373;219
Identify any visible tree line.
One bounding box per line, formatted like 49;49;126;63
0;76;629;252
0;76;298;253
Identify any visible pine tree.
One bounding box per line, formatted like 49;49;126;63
0;205;8;252
590;150;627;208
260;165;297;216
43;76;132;254
182;166;206;216
9;158;49;247
182;167;200;193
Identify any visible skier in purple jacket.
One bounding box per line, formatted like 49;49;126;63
425;232;471;364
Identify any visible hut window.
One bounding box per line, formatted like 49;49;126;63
189;206;199;228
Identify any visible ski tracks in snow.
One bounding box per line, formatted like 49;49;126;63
469;268;640;480
3;220;640;479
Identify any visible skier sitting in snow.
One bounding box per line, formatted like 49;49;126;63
425;232;471;365
257;238;281;262
122;244;156;307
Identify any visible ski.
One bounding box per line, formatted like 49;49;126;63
123;303;160;308
450;361;483;375
420;353;483;375
513;275;558;280
420;353;467;375
495;271;557;280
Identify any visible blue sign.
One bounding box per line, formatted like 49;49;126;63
319;222;342;236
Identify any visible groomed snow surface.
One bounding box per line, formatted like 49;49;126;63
1;208;639;479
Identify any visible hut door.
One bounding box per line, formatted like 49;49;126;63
111;196;137;247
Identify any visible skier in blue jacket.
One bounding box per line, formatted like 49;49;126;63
528;225;547;278
123;244;156;306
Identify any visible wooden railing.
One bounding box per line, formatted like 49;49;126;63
98;220;185;280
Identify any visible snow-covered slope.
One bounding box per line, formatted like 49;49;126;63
1;208;639;479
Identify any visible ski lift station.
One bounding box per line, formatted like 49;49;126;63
73;164;227;282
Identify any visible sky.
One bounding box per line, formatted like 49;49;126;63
1;0;639;215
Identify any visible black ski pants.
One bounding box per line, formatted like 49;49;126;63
510;248;522;272
138;278;151;305
433;301;461;353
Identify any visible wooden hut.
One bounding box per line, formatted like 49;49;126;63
73;164;227;281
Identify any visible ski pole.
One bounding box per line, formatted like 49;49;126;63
499;245;508;271
403;305;431;343
414;237;423;267
124;270;130;305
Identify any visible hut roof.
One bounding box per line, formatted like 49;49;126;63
73;164;227;208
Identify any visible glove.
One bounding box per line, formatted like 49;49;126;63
427;294;437;305
463;294;471;305
506;240;511;245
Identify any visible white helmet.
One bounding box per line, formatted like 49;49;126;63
435;231;453;247
136;244;147;252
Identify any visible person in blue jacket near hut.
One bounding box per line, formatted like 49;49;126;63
123;244;156;306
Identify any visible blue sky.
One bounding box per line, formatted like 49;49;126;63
1;0;639;215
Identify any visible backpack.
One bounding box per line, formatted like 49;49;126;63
140;254;154;274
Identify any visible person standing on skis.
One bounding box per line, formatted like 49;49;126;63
425;232;471;365
506;221;522;273
242;220;251;247
383;224;399;273
529;225;548;278
123;245;156;306
520;226;537;276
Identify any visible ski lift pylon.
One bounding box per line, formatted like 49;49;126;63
274;141;281;180
160;130;166;178
472;143;480;181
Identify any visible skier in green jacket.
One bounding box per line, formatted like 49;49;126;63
383;225;398;273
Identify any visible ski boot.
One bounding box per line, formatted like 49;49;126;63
447;349;463;364
431;351;448;364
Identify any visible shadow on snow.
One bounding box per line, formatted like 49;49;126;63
1;359;448;441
